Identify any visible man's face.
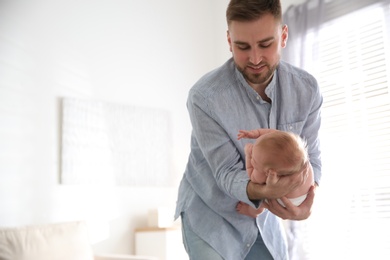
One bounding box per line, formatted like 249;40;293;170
227;13;288;89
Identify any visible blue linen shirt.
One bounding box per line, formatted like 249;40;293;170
175;58;322;260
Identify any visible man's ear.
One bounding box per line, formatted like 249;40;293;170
227;30;232;52
281;24;288;48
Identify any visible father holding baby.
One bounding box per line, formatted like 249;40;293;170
174;0;322;259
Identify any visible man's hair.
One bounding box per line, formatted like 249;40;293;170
226;0;282;25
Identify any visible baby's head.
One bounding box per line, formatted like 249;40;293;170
252;131;308;175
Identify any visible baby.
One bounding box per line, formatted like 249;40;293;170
236;129;314;218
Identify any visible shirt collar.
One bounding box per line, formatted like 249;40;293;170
265;69;277;100
234;65;278;103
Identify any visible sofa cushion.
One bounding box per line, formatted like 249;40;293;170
0;221;94;260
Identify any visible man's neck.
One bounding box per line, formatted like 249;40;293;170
250;78;273;103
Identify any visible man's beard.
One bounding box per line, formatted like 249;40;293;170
237;62;278;86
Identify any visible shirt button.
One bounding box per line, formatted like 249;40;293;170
256;96;260;100
247;244;251;248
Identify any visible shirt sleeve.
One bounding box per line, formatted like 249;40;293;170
302;77;323;186
187;88;258;207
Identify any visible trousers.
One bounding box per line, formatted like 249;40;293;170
181;213;274;260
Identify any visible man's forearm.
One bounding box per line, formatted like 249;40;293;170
247;181;286;200
247;181;268;201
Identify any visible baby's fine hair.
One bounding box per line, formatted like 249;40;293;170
257;131;309;172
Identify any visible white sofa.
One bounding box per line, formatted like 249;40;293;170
0;221;158;260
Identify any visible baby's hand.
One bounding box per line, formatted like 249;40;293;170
237;130;251;140
237;128;277;140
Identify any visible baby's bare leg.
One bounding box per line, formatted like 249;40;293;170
236;201;265;218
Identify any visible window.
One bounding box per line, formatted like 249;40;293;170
299;2;390;259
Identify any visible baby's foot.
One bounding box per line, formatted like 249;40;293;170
236;201;264;218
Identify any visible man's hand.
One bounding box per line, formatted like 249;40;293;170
265;170;308;198
248;168;308;200
263;185;316;220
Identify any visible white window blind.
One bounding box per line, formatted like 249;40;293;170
300;2;390;259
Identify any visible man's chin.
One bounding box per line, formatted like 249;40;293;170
245;74;269;85
246;67;277;85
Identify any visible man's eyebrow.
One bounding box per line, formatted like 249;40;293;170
234;37;275;45
258;37;275;43
233;40;249;45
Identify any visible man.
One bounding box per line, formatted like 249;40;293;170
175;0;322;259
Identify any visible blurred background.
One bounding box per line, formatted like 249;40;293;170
1;0;389;259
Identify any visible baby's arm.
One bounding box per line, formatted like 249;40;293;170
237;128;277;140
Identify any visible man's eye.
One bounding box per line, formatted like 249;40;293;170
237;45;250;50
260;43;272;48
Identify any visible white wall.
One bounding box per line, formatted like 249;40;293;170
0;0;220;254
0;0;304;255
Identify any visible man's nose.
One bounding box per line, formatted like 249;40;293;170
249;48;263;65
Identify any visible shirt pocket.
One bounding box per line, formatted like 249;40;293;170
277;121;305;135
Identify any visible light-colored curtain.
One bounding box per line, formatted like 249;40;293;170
282;0;324;69
282;0;389;68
